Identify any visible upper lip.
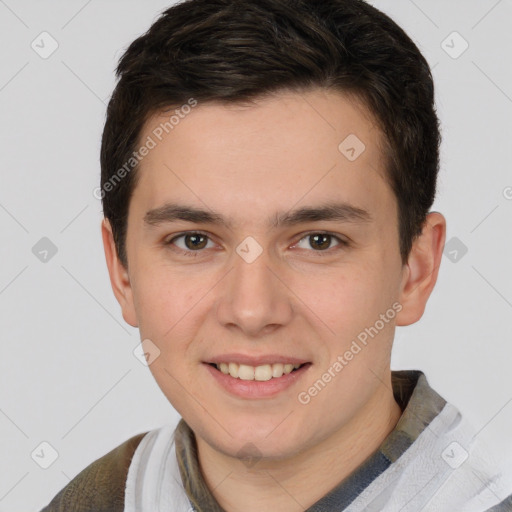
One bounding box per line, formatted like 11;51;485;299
205;353;310;366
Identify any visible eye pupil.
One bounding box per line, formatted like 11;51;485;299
310;234;331;250
185;234;207;250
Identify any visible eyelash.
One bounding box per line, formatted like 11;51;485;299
165;231;214;258
164;231;349;257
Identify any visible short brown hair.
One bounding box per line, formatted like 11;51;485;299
100;0;440;267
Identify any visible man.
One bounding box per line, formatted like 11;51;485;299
41;0;512;510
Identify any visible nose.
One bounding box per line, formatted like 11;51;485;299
215;246;294;338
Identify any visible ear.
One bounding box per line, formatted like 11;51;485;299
396;212;446;326
101;218;138;327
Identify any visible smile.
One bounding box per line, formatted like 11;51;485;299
211;362;304;381
204;354;312;398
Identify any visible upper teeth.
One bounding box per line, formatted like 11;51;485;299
216;362;301;381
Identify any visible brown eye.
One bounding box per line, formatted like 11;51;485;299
184;233;208;250
294;232;347;253
167;232;214;253
309;234;332;250
297;233;342;252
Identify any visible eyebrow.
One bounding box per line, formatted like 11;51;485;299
143;201;372;229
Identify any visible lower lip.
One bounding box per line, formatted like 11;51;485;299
204;363;311;399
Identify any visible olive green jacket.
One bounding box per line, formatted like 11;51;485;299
40;371;512;512
40;432;146;512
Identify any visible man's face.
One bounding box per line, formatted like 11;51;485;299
118;89;408;459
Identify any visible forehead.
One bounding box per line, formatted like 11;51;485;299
131;88;393;225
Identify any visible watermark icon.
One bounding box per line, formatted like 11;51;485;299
297;302;402;405
31;441;59;469
93;98;198;200
133;338;161;366
441;31;469;60
503;186;512;200
237;442;263;468
236;236;263;264
32;237;58;263
441;441;468;469
338;133;366;162
443;236;468;263
31;31;59;59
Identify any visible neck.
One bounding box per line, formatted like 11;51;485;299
195;375;403;512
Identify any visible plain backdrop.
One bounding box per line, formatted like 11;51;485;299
0;1;511;510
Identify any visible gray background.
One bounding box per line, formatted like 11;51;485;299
0;1;511;510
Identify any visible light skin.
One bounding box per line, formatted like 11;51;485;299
102;88;445;511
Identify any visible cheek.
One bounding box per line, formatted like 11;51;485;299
132;268;202;343
298;261;399;351
134;272;204;409
303;267;386;325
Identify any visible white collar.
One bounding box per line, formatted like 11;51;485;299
124;424;193;512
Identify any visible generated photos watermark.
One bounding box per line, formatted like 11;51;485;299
297;301;403;405
93;98;198;200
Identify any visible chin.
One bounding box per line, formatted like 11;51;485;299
198;418;309;461
219;435;303;463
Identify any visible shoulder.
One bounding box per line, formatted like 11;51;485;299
487;493;512;511
39;431;148;512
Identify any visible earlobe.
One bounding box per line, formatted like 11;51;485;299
101;218;139;328
396;212;446;326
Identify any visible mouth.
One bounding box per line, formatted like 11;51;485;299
203;354;312;398
207;362;309;381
